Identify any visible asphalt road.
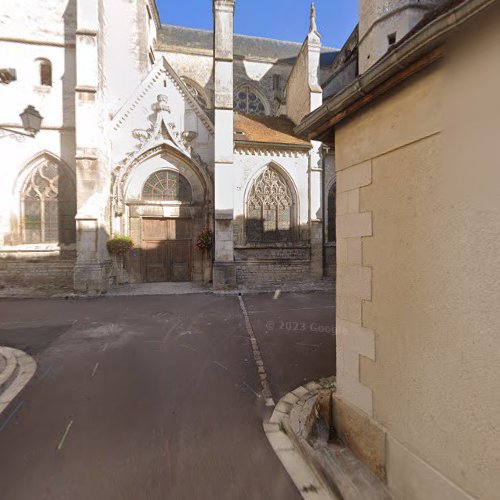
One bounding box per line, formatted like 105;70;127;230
0;291;335;500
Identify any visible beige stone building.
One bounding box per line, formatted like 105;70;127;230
299;0;500;498
0;0;339;291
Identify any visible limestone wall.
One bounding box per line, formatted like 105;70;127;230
335;8;500;499
358;0;441;73
0;0;77;271
0;0;76;44
284;44;310;125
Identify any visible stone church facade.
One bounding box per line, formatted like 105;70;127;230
0;0;338;291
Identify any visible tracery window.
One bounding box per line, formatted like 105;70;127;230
181;78;210;112
234;85;268;115
142;170;192;203
246;167;294;243
21;159;76;244
39;59;52;86
327;183;336;242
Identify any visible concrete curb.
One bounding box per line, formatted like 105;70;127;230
0;347;37;416
263;380;337;500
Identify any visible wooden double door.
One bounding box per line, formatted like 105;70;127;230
142;218;192;283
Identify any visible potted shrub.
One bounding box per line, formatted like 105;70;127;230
107;235;134;284
195;229;214;253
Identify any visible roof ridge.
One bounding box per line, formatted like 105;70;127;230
160;23;338;51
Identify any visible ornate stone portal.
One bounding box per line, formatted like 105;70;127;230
111;94;213;284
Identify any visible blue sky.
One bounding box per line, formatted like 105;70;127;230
156;1;359;49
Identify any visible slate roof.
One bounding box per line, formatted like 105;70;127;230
158;24;338;66
234;113;310;147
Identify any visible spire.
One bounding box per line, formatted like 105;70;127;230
309;1;318;34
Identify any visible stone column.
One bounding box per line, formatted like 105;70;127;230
212;0;236;289
73;0;110;293
310;140;324;278
307;3;324;278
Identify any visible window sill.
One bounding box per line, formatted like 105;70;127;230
0;244;61;253
235;242;310;250
34;85;52;93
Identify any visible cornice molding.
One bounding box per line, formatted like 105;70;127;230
235;143;310;158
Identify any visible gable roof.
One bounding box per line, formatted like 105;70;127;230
157;24;338;66
234;113;310;147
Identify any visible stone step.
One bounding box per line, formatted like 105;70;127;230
0;347;37;416
0;348;18;395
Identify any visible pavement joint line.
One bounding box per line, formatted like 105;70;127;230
180;344;198;352
91;362;99;378
38;366;52;383
242;381;262;399
0;400;24;432
163;318;182;344
57;420;74;451
238;295;275;407
213;361;228;371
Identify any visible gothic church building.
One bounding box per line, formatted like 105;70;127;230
0;0;337;291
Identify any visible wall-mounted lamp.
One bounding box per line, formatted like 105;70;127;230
0;105;44;141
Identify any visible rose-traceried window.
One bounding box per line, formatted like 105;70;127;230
246;166;294;243
142;170;192;203
234;85;268;115
181;78;210;112
21;158;76;244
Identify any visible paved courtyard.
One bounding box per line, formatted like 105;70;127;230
0;291;335;500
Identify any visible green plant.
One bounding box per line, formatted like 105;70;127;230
195;229;214;252
107;235;134;256
279;421;288;435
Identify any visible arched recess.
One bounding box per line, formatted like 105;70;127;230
11;152;76;246
234;83;271;116
122;147;210;207
36;58;52;87
115;144;212;284
244;162;298;243
180;77;211;112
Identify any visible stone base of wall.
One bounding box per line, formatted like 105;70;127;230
235;260;311;285
332;395;387;482
213;262;237;290
0;259;75;287
74;260;112;293
324;244;336;277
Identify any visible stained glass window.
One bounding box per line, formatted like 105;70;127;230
21;158;76;244
234;85;267;115
142;170;192;203
247;167;293;242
